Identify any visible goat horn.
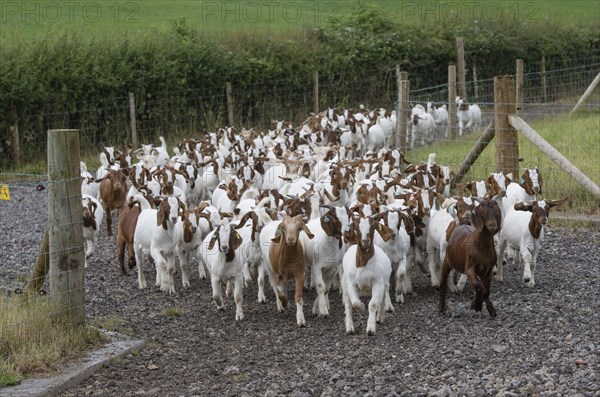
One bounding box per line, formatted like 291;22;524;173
323;189;338;203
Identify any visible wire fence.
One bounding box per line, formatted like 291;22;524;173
0;60;599;350
3;59;597;172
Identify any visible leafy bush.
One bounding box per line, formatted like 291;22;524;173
0;3;598;166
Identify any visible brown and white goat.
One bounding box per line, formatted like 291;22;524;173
116;189;161;277
495;198;568;287
200;215;245;320
82;194;104;267
96;168;128;236
259;214;314;326
439;197;502;317
116;198;144;276
341;215;396;335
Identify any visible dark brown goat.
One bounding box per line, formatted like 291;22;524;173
96;169;128;236
439;197;502;317
116;201;141;275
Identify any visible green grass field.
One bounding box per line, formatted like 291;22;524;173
1;0;598;39
408;112;600;212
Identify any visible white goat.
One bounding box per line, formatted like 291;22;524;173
427;102;449;138
200;216;245;320
456;97;482;135
134;195;184;293
375;208;412;304
411;113;436;148
341;215;395;335
496;198;567;287
81;194;104;268
300;204;350;317
173;203;211;288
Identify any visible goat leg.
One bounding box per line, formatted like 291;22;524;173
117;237;129;276
438;260;452;314
482;277;497;317
294;275;306;327
466;270;484;312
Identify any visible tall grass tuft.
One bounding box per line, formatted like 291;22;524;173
0;293;107;386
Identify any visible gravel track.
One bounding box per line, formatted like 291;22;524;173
1;182;599;397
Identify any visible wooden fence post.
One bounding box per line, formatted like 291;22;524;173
225;82;234;126
128;92;138;148
509;115;600;199
516;59;524;112
313;70;319;115
571;72;600;114
454;122;495;185
456;37;467;100
10;106;20;165
47;129;85;325
494;76;519;178
540;55;547;103
448;64;457;140
472;62;479;102
396;67;409;152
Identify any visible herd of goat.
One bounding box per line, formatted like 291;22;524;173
78;100;566;335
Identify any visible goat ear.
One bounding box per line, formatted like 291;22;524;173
343;222;357;245
320;213;335;237
230;231;243;251
208;230;219;250
234;211;252;229
471;209;484;232
302;223;315;239
514;202;533;212
375;222;395;242
548;197;568;208
90;201;98;215
271;226;282;243
495;204;502;231
157;206;168;230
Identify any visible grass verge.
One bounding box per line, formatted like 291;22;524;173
0;294;107;387
408;112;600;213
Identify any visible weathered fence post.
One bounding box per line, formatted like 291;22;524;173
10;106;20;165
516;59;524;112
448;64;457;140
47;129;85;325
456;37;467;100
571;72;600;114
395;67;409;152
128;92;138;149
494;76;519;178
472;62;479;102
509;115;600;199
225;82;234;126
540;55;547;103
454;122;495;185
313;70;319;115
